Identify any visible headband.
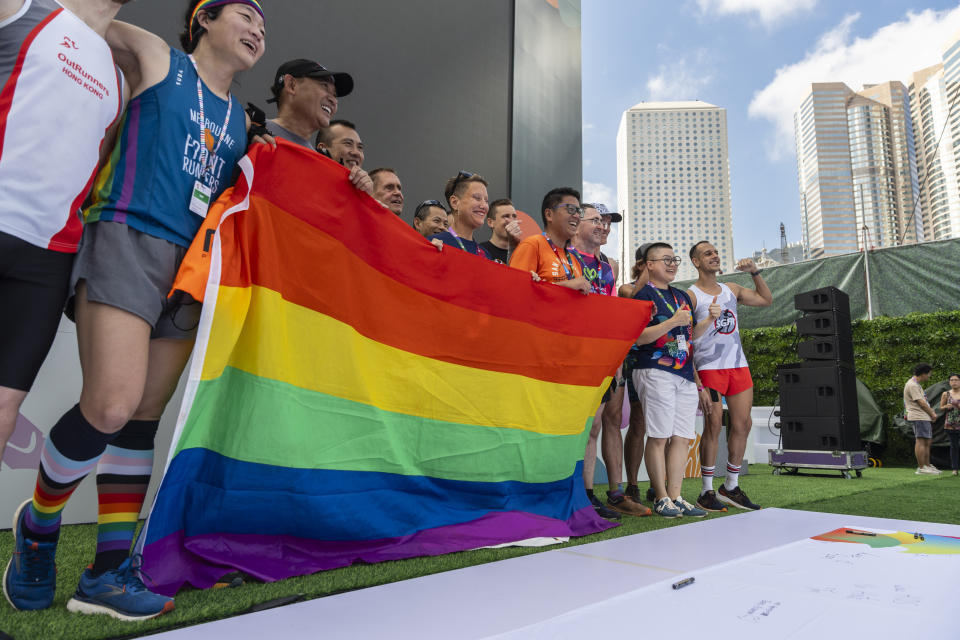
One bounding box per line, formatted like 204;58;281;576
190;0;265;39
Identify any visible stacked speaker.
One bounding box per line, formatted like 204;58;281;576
777;287;861;451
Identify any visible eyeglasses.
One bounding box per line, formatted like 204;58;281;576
414;199;445;220
582;217;603;225
553;204;583;218
648;257;682;266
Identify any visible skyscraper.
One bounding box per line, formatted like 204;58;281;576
910;31;960;241
616;101;734;282
794;82;921;258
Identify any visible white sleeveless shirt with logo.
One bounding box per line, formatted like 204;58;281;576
0;0;123;253
689;283;749;371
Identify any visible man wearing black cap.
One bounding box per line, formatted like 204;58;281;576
266;59;352;149
265;59;371;193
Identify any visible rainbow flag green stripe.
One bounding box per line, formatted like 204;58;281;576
177;366;594;484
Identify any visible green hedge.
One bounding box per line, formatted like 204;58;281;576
741;310;960;464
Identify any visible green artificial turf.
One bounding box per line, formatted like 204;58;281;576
1;465;956;640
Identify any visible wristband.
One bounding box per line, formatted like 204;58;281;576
750;270;761;277
697;385;704;391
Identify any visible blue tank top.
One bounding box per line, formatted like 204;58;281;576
85;48;247;247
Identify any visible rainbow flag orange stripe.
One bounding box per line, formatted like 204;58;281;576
138;142;652;595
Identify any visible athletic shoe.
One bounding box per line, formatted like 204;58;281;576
646;486;656;503
588;492;621;520
607;491;652;517
924;465;942;475
916;466;940;475
717;485;761;511
696;490;727;513
673;497;708;518
3;499;57;611
625;484;641;502
67;555;174;621
653;497;683;519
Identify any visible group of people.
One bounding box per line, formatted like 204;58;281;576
0;0;776;626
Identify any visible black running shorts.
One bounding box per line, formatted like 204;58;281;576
0;230;74;391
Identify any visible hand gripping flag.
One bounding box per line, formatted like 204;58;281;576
138;142;652;595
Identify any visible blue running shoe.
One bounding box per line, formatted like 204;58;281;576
66;555;174;621
3;499;57;611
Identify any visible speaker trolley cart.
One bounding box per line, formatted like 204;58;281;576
768;448;868;479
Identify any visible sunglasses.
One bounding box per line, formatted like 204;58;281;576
414;199;446;220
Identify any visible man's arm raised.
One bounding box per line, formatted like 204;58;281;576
731;258;772;308
105;21;171;99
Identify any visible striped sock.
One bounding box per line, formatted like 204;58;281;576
701;465;715;494
91;419;158;576
724;462;741;491
23;405;115;542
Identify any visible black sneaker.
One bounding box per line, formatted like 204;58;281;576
589;492;621;520
696;490;727;512
717;485;761;511
625;484;641;502
645;486;656;503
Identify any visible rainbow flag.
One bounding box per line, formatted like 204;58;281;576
138;142;652;595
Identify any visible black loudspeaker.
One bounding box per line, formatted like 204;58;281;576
795;309;852;340
779;417;860;451
797;335;855;365
778;363;861;451
778;363;858;419
794;286;851;314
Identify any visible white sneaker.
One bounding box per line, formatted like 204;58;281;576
917;466;939;475
924;465;942;474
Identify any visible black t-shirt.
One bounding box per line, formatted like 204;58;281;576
480;241;509;264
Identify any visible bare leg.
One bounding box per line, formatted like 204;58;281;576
601;387;624;492
916;438;931;468
698;395;723;469
582;403;604;491
132;338;194;420
75;283;152;434
666;436;692;499
645;437;668;500
725;387;754;466
0;386;27;467
624;401;646;486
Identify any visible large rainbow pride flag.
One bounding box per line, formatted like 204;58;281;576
138;142;652;595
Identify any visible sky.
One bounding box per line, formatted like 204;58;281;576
582;0;960;260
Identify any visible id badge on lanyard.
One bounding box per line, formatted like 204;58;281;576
188;55;232;219
189;181;213;218
676;333;688;354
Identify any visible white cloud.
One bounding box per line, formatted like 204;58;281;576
646;50;714;101
697;0;817;27
582;180;615;208
749;7;960;160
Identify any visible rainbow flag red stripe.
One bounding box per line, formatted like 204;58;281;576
138;142;652;595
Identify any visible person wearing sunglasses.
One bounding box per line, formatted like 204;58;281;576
430;172;491;259
509;187;590;294
412;200;449;238
572;206;650;519
633;242;708;519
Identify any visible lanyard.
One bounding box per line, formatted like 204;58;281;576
448;228;484;257
575;249;605;292
543;233;577;280
188;55;233;185
648;283;691;340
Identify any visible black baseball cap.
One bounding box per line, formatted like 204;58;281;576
268;59;353;103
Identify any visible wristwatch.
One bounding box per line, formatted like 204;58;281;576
750;269;762;276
